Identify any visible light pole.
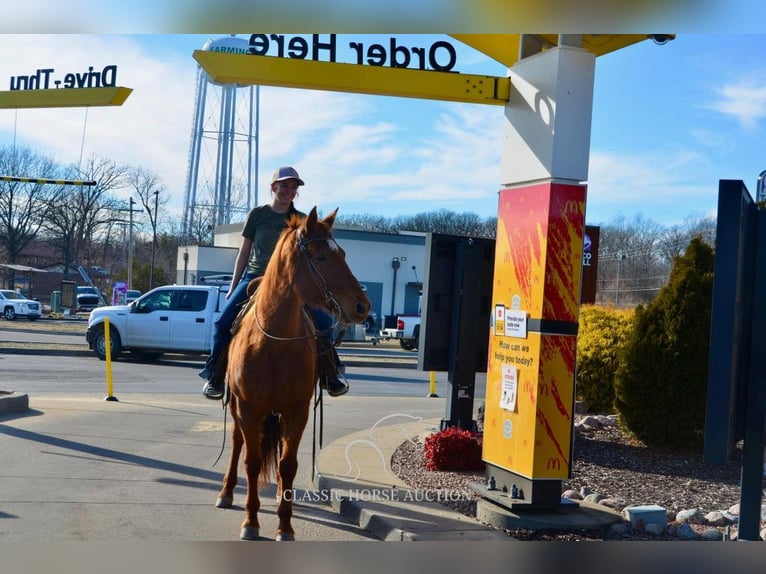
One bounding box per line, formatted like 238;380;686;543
128;197;135;290
149;189;159;290
390;257;400;316
615;250;626;306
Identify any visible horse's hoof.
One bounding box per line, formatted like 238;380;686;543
276;532;295;541
215;496;233;508
240;526;259;540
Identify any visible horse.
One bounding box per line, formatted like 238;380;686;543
214;206;370;541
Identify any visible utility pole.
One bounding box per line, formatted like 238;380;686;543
149;189;159;290
128;197;135;290
615;251;627;306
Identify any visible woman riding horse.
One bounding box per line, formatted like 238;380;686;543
215;206;370;540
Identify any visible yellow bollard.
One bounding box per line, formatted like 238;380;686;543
427;371;438;398
104;317;118;402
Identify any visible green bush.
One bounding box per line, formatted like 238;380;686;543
614;237;714;448
575;305;634;414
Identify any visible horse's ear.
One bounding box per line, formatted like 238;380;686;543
305;206;319;230
322;208;338;229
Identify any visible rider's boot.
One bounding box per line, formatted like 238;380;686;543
317;337;349;397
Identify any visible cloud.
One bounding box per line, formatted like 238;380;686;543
705;79;766;130
0;34;510;224
587;149;716;225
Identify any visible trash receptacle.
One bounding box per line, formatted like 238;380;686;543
50;290;62;313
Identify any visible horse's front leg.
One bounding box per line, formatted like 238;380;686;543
275;410;309;541
239;408;263;540
216;397;243;509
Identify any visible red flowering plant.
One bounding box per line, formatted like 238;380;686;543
423;426;484;471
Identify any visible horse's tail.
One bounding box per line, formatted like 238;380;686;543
259;412;280;484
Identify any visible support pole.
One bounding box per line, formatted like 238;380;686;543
104;317;118;402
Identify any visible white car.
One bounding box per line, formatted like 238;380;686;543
0;289;42;321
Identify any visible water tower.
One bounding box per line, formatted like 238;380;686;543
182;35;259;238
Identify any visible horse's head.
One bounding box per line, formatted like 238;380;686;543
290;206;370;325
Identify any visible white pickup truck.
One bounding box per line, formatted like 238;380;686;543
85;284;227;360
380;314;421;351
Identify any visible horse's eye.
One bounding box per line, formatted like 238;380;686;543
315;252;327;262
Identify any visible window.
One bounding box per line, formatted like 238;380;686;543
173;290;208;312
135;290;172;313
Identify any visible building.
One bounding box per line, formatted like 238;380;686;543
176;223;427;328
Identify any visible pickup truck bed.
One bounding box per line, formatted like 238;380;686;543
379;314;420;351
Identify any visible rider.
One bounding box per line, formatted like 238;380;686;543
199;166;349;400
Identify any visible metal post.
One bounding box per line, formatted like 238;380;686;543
149;190;159;290
390;257;400;316
128;198;135;290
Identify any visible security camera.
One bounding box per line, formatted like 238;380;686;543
649;34;674;45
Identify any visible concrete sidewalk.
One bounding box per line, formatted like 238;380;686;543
314;419;510;541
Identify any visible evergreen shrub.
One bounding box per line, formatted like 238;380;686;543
613;237;714;448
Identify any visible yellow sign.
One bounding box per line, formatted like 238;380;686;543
193;50;510;106
484;331;575;479
0;86;133;109
482;182;586;480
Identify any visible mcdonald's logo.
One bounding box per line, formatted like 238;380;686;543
546;457;561;470
562;200;581;216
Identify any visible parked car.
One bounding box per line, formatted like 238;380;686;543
76;286;103;313
0;289;42;321
125;289;142;303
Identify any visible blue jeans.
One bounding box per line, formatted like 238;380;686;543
200;276;341;379
200;274;254;379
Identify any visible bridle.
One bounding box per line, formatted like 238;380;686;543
253;228;344;342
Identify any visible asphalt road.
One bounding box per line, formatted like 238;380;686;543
0;323;488;543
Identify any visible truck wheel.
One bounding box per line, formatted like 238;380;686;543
4;307;17;321
400;339;415;351
92;324;122;361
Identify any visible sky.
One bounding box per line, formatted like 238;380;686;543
2;32;766;230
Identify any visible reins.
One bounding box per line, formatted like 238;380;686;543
252;230;344;342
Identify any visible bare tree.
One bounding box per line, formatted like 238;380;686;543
335;213;398;233
42;155;128;278
596;214;669;306
657;213;716;263
0;146;59;276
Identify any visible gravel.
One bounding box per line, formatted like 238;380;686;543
391;416;765;541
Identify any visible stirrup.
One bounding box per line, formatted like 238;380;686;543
203;379;224;400
320;375;349;397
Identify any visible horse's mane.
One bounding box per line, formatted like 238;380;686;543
258;210;335;293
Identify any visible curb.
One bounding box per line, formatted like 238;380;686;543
0;391;30;415
312;420;511;542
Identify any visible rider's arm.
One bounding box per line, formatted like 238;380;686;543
227;236;253;299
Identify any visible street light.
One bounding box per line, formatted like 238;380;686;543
149;189;159;290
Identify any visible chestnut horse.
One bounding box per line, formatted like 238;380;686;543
214;207;370;541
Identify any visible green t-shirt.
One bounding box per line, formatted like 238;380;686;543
242;204;305;277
